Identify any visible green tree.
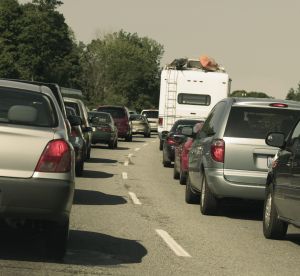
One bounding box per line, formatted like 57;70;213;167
230;90;270;98
0;0;22;78
286;83;300;101
81;30;164;109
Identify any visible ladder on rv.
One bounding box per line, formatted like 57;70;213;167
164;68;178;130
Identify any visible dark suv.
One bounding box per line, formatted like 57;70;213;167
263;121;300;239
97;105;132;141
186;98;300;215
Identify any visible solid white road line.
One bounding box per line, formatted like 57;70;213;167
134;148;140;151
155;229;191;257
128;192;142;205
122;172;128;180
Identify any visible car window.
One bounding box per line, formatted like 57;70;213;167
0;87;57;127
171;120;202;132
131;115;146;121
64;101;80;117
98;107;126;119
224;106;300;139
199;101;226;139
142;111;158;118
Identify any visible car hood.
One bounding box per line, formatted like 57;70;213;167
0;126;55;178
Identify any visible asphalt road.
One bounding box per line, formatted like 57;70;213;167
0;134;300;275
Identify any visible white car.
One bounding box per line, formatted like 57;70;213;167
141;109;158;132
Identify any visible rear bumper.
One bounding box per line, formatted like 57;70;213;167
205;168;265;200
92;132;114;143
0;177;74;223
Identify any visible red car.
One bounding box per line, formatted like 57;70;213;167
173;122;204;184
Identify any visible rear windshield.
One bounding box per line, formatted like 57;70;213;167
98;107;126;119
0;87;57;127
89;112;112;124
64;101;80;116
130;115;147;122
141;111;158;118
171;120;202;132
224;106;300;139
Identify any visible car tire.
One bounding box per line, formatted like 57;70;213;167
86;146;91;160
108;140;114;149
114;139;118;149
173;159;180;179
263;185;288;239
46;219;69;261
75;159;84;177
159;140;163;151
200;174;218;215
162;151;171;167
179;168;187;185
125;134;132;142
185;174;199;204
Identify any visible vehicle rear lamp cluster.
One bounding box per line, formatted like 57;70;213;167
35;139;71;173
269;103;288;108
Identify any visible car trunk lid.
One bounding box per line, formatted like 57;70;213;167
0;126;55;178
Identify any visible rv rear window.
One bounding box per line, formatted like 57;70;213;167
178;93;211;106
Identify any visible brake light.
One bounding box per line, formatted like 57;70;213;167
211;139;225;163
269;103;288;108
167;137;176;145
35;139;71;173
159;117;163;126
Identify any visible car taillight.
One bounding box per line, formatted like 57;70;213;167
35;139;71;173
211;139;225;163
159;117;163;126
167;137;176;145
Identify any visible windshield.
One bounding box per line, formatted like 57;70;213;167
0;87;57;127
224;106;300;139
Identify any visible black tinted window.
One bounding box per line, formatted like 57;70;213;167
0;87;57;127
178;93;211;106
98;107;126;118
224;106;300;139
200;101;226;138
142;111;158;118
171;120;201;132
64;101;80;116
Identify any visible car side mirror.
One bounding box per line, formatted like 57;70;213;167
265;132;285;148
67;115;82;127
173;134;186;144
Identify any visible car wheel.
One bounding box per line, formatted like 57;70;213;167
185;174;199;204
179;168;187;185
46;219;69;261
114;139;118;149
159;140;163;151
75;158;84;177
173;160;180;179
200;174;218;215
162;151;171;167
86;146;91;160
263;185;288;239
108;140;114;149
125;134;132;142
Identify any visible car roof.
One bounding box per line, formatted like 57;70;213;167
0;79;52;95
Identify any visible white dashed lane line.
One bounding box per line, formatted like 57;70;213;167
128;192;142;205
143;143;148;147
122;172;128;180
155;229;191;257
134;148;140;152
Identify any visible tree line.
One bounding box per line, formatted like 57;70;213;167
1;0;299;110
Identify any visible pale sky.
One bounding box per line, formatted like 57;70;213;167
19;0;300;99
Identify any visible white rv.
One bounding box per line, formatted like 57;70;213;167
158;58;231;149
